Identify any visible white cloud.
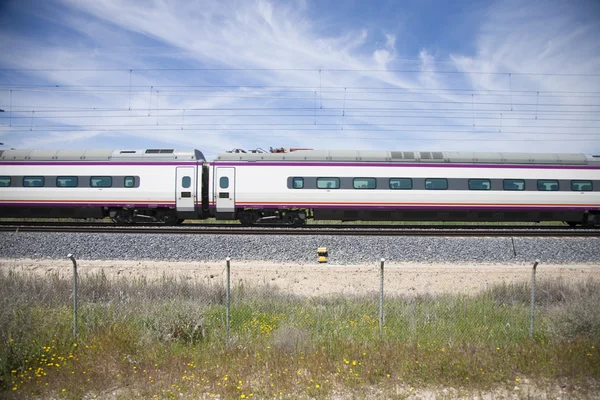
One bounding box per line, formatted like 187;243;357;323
0;0;598;157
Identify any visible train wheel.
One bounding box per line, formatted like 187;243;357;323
160;213;181;225
239;211;259;226
110;209;134;224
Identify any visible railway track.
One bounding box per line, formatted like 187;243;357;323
0;222;598;237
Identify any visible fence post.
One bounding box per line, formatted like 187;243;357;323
67;254;78;339
379;258;385;338
529;259;540;339
226;257;231;343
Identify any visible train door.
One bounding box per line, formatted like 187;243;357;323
176;166;196;212
215;167;236;219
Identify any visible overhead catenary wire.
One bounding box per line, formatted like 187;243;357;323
2;121;599;132
4;125;599;135
1;83;599;97
0;66;599;77
2;114;599;122
1;67;598;149
3;127;596;142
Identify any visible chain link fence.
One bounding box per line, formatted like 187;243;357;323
2;256;598;350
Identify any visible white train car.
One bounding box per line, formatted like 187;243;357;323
0;149;207;223
211;150;600;226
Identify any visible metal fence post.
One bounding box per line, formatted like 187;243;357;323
529;259;540;339
67;254;78;339
226;257;231;343
379;258;385;338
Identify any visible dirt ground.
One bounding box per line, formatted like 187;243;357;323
1;258;598;296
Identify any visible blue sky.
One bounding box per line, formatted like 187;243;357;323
0;0;599;159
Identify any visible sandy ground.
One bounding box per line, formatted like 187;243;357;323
1;258;599;296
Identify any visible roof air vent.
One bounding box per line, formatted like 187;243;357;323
432;152;444;159
403;152;415;159
391;151;403;159
120;150;136;154
145;149;175;154
420;152;432;160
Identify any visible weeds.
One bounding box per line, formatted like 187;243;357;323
0;269;598;398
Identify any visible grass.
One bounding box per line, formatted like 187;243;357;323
1;269;598;399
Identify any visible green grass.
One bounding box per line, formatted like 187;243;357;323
1;270;598;399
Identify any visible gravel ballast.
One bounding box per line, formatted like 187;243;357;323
1;232;599;264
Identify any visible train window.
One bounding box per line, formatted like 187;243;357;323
503;179;525;191
317;177;340;189
219;176;229;189
537;180;559;191
23;176;45;187
124;176;135;188
56;176;78;187
571;180;593;191
353;178;376;189
182;176;191;189
292;177;304;189
0;176;10;187
425;178;448;190
90;176;112;188
468;179;491;190
389;178;412;190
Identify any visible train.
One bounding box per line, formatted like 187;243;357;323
1;147;599;226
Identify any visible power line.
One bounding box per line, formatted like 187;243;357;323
1;67;599;77
2;106;599;114
3;127;597;142
3;124;599;135
3;121;599;132
3;87;600;106
2;85;600;98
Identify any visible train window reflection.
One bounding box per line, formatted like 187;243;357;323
389;178;412;189
23;176;44;187
353;178;376;189
537;180;559;191
292;177;304;189
425;178;448;190
503;179;525;191
317;177;340;189
0;176;10;187
219;176;229;189
124;176;135;188
90;176;112;188
468;179;491;190
182;176;191;189
571;180;592;191
56;176;78;187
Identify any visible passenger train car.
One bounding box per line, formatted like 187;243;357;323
1;148;600;226
0;149;208;223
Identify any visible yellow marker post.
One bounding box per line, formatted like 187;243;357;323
317;247;328;263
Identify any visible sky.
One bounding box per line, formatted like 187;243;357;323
0;0;599;160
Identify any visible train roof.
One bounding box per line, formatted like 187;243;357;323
215;150;600;166
0;149;206;162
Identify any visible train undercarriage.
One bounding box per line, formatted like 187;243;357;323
237;209;308;226
108;208;184;225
